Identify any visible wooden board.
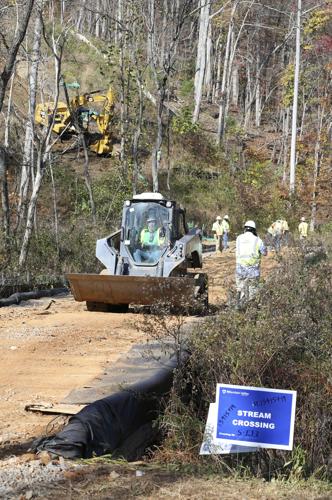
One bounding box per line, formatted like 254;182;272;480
25;403;85;415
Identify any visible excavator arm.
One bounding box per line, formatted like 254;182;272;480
35;86;115;155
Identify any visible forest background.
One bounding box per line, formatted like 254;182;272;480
0;1;332;490
0;0;331;284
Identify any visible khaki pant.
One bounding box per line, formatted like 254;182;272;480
236;275;260;308
215;235;222;252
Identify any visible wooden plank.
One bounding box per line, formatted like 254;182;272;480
25;403;85;415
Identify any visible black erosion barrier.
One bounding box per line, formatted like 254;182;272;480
34;353;182;460
0;288;69;307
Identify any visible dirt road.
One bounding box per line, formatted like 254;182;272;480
0;296;145;452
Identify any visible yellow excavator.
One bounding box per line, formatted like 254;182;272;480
35;85;115;155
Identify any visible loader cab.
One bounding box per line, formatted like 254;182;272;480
122;193;174;265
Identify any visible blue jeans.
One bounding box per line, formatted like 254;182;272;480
134;248;161;263
223;232;229;250
273;234;281;252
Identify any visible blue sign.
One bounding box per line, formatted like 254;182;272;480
215;384;297;450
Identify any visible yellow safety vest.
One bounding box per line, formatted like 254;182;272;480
236;233;262;267
222;220;230;232
212;221;223;236
298;222;308;237
140;228;163;246
274;220;283;235
281;219;289;231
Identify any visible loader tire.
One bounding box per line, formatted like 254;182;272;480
86;301;129;313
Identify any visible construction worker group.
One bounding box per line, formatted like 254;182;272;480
211;215;230;253
212;214;309;307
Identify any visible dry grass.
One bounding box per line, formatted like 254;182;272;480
157;244;332;478
147;476;332;499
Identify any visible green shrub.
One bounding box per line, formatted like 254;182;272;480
172;107;199;136
158;247;332;479
179;78;195;98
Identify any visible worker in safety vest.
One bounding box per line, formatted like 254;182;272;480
298;217;308;239
134;217;165;263
212;215;224;253
273;219;283;252
235;220;267;308
221;215;230;250
280;218;289;245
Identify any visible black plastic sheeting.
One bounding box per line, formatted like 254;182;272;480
0;288;68;307
34;353;181;459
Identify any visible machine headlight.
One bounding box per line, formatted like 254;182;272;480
125;200;131;206
166;201;172;207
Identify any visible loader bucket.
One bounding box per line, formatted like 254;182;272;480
66;273;199;308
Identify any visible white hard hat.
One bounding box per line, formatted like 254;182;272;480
147;216;156;223
244;220;256;229
216;216;222;220
223;215;229;220
301;216;306;221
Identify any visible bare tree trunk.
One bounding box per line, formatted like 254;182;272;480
76;0;86;32
254;56;261;127
282;107;290;184
299;96;306;140
95;0;101;38
0;147;9;244
132;77;144;195
118;0;127;174
19;153;44;267
49;159;60;259
160;0;168;64
60;0;65;24
193;0;210;123
204;21;212;103
231;62;239;107
216;26;232;143
216;0;237;144
212;35;222;103
146;0;155;64
310;106;324;232
0;0;35;112
1;68;15;242
17;9;42;229
82;139;97;224
289;0;301;194
152;91;164;193
244;59;252;130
